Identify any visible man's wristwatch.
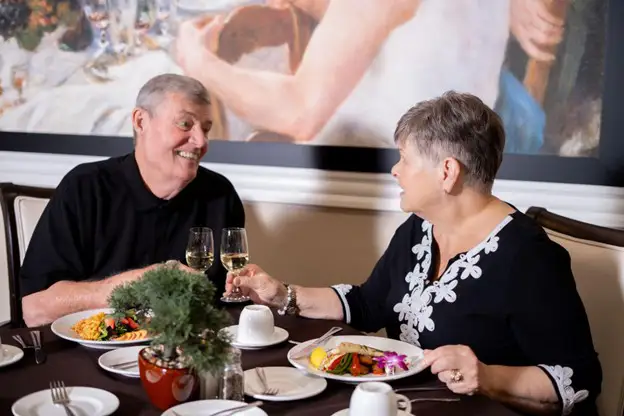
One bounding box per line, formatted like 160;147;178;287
277;283;299;316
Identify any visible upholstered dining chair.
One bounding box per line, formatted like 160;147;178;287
0;182;54;327
526;206;624;416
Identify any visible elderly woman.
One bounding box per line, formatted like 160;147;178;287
224;91;602;415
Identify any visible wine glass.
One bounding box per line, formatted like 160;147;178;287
185;227;214;272
220;227;251;303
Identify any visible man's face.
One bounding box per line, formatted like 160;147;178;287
136;92;212;185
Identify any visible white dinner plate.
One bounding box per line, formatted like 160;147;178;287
0;344;24;368
287;335;424;384
244;366;327;402
221;325;289;350
162;399;268;415
11;386;120;416
51;308;152;350
331;409;413;416
98;345;143;378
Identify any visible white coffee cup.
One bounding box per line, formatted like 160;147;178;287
0;336;4;361
237;305;275;345
349;381;412;416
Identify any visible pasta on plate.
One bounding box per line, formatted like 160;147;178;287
71;310;147;342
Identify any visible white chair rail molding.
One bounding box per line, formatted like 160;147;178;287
1;151;624;228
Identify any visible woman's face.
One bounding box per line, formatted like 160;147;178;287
391;142;442;214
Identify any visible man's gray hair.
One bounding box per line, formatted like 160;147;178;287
394;91;505;191
135;73;210;113
133;74;210;143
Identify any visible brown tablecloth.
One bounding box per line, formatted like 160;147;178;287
0;306;523;415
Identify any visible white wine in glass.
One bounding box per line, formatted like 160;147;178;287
220;252;249;272
220;227;250;303
186;227;214;272
186;251;214;271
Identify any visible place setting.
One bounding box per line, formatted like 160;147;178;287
221;304;289;351
98;345;143;378
50;307;152;350
0;335;24;369
287;332;426;384
162;399;267;416
243;366;327;402
11;380;120;416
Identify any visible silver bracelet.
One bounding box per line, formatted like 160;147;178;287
277;283;299;316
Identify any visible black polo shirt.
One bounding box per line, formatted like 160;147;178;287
19;152;244;299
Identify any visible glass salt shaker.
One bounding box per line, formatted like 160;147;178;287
217;346;244;401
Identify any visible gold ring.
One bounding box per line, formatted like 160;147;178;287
450;369;464;383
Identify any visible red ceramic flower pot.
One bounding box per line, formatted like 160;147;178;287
138;347;199;411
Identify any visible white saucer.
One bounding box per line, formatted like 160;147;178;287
222;326;289;350
98;345;143;378
331;410;412;416
12;386;120;416
0;344;24;368
244;366;327;402
162;399;268;415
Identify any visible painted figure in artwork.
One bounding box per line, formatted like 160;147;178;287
0;0;607;157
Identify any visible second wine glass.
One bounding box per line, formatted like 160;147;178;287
186;227;214;272
220;227;250;303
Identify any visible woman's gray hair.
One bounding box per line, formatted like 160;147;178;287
394;91;505;191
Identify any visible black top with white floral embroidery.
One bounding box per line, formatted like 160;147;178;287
331;211;601;416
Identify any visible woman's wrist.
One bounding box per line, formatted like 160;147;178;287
270;281;289;308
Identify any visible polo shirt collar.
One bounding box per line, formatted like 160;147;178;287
121;152;195;211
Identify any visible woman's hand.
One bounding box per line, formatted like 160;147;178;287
174;15;224;74
420;345;492;395
224;264;286;307
510;0;566;61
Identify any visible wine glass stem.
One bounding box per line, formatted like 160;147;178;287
231;270;242;296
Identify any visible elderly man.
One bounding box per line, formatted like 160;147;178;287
20;74;245;327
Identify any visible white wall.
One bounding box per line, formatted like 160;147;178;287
2;150;624;287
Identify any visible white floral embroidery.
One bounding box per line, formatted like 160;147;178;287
539;365;589;415
332;284;353;323
393;216;513;346
333;284;353;296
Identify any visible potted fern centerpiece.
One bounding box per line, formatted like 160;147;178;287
108;261;232;411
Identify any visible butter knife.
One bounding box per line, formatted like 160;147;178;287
30;331;46;364
394;386;448;393
209;400;263;416
290;327;343;359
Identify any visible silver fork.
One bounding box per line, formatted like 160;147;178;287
50;380;77;416
12;335;31;349
254;367;278;395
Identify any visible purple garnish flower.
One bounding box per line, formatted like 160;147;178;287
374;351;409;374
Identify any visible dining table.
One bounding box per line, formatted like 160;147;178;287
0;304;525;416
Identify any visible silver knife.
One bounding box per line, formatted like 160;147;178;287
291;326;343;359
394;386;449;393
30;331;46;364
209;400;263;416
